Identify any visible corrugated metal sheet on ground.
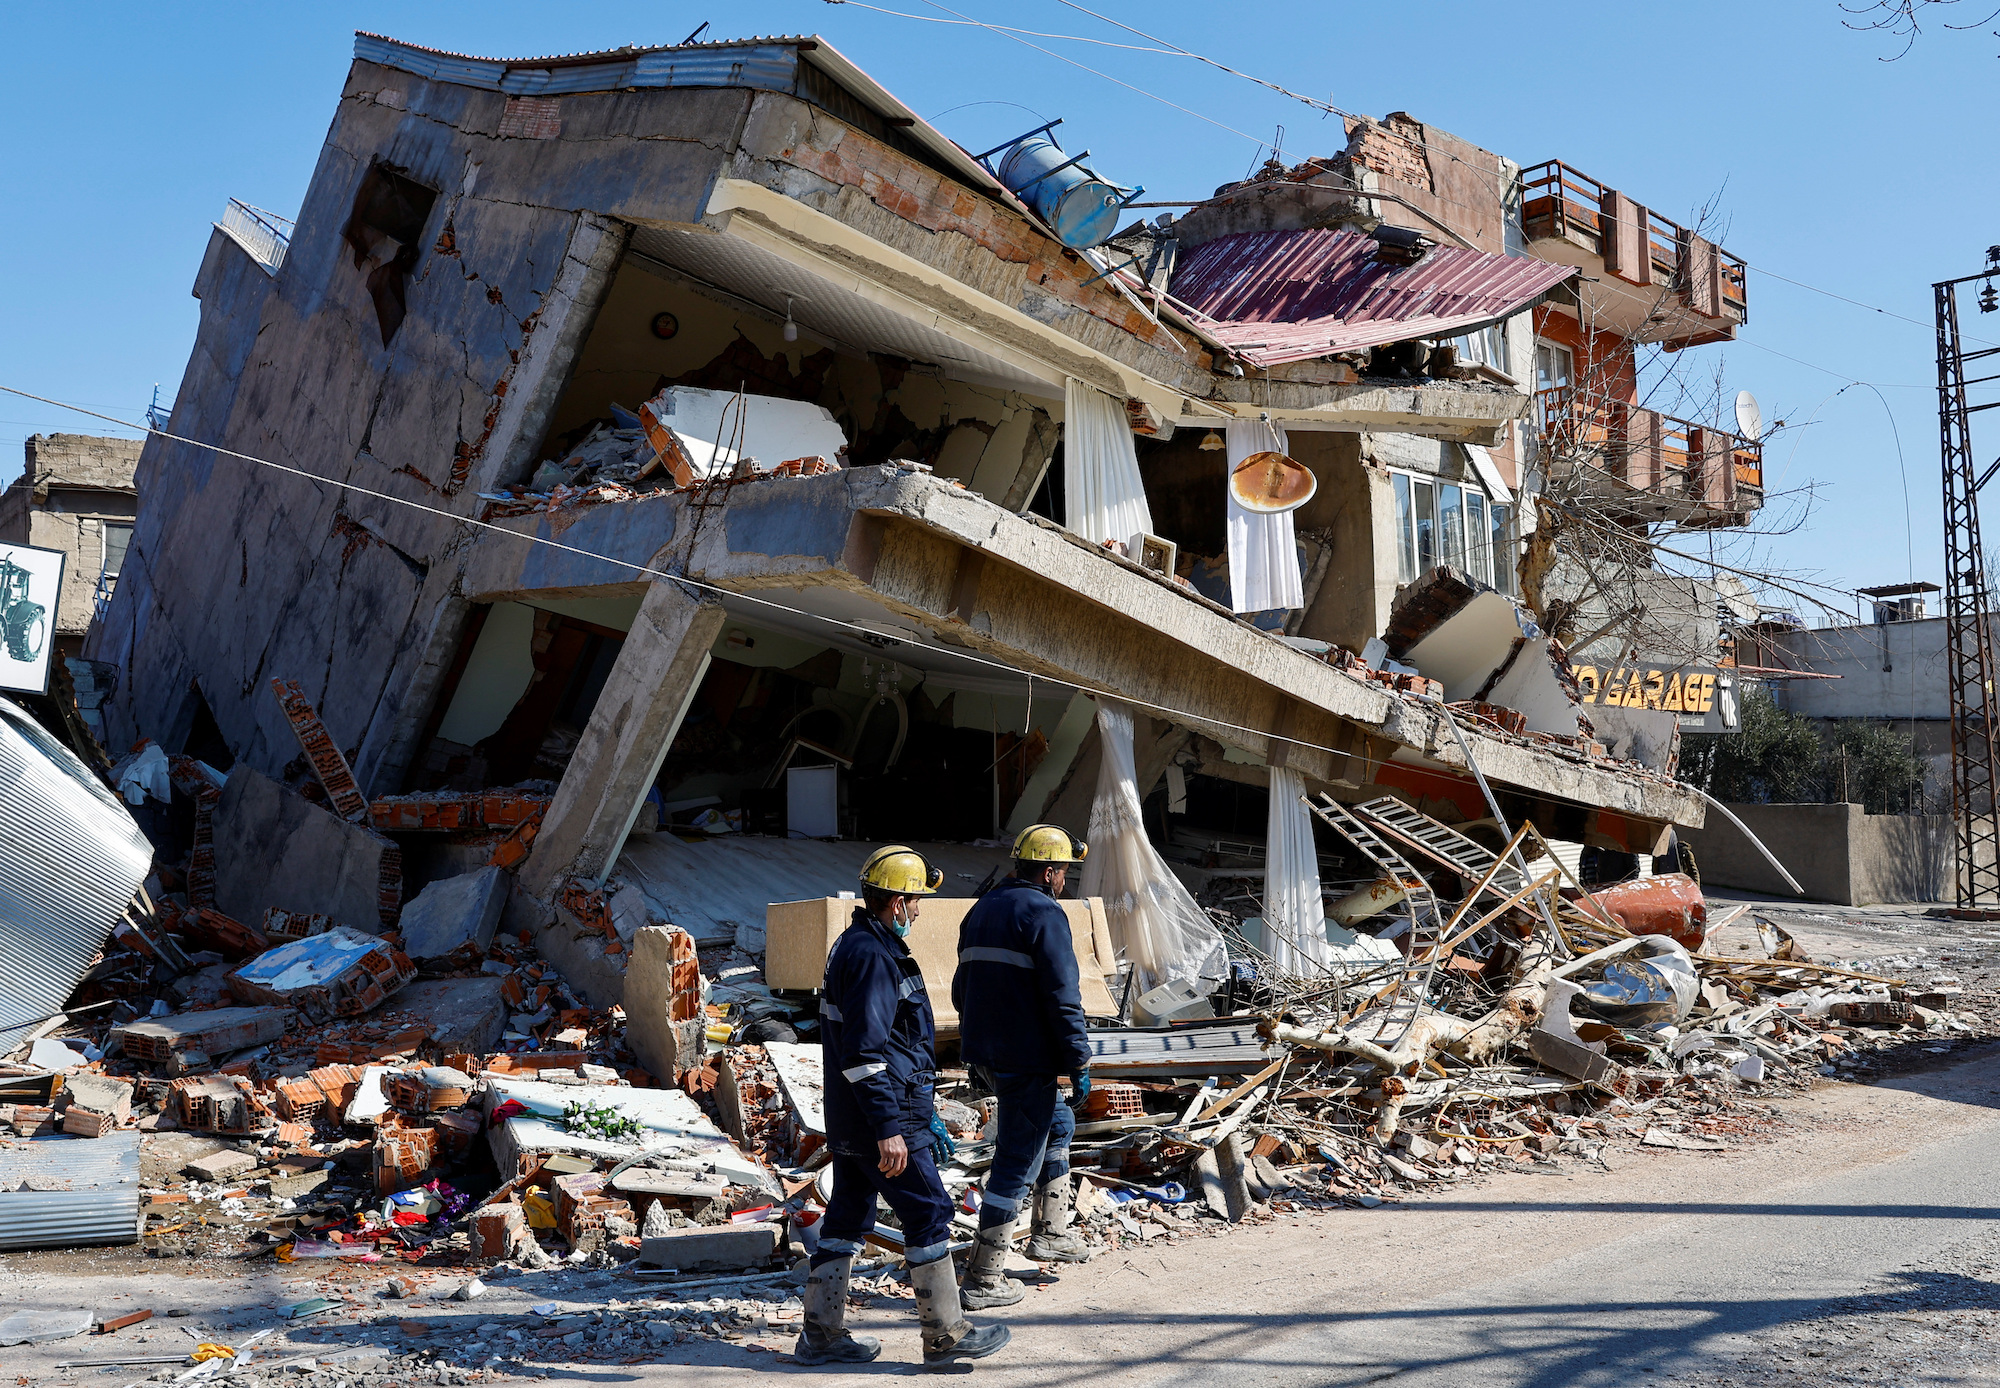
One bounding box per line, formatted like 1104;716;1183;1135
0;1132;144;1250
613;835;1017;945
1170;228;1576;366
0;697;153;1053
1087;1021;1270;1076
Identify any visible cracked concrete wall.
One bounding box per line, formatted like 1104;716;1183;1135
87;64;741;791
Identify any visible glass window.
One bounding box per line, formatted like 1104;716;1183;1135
1465;491;1488;585
102;522;132;577
1535;342;1573;393
1454;321;1507;370
1490;504;1514;594
1439;484;1464;572
1413;478;1436;573
1392;473;1415;583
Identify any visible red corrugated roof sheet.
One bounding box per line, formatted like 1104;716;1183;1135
1171;228;1576;366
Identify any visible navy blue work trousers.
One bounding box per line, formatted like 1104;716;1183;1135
815;1144;956;1269
975;1069;1074;1231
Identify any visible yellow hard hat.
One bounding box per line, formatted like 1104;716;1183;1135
1012;824;1088;865
858;844;943;896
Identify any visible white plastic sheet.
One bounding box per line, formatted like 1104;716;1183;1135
1262;766;1327;974
1064;380;1154;546
1225;419;1305;612
1079;700;1224;1001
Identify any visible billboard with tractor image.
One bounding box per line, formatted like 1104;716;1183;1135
0;541;65;695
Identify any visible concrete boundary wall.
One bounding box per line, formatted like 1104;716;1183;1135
1682;801;1950;906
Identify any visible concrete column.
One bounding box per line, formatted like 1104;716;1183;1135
521;579;724;894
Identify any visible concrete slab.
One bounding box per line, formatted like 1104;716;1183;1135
622;925;704;1083
636;1224;782;1273
212;766;393;932
396;867;506;961
393;977;511;1054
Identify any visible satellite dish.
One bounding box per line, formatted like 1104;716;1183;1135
1229;450;1318;513
1735;389;1763;442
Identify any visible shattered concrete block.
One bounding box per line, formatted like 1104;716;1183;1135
637;1224;782;1273
391;977;511;1055
395;866;507;961
60;1106;115;1137
172;1076;271;1134
227;927;416;1019
114;1006;292;1066
0;1309;95;1346
63;1073;134;1121
184;1149;258;1182
471;1202;528;1258
211;765;398;934
623;925;706;1082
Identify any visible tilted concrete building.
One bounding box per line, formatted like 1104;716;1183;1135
90;32;1704;949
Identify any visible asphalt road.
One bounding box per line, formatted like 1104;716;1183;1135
8;1049;1998;1388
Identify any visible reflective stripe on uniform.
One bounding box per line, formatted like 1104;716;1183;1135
959;946;1034;969
979;1189;1022;1212
820;1001;844;1022
842;1061;889;1081
905;1238;953;1266
817;1235;864;1256
897;973;925;998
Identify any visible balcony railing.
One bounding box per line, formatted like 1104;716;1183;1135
1520;160;1747;324
1538;385;1762;514
217;199;293;276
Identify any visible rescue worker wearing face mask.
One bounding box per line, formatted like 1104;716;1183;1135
798;845;1011;1370
950;824;1093;1310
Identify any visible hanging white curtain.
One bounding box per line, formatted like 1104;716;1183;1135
1079;699;1225;999
1262;766;1327;974
1225;418;1305;613
1064;379;1155;546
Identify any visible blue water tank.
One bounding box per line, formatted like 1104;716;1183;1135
994;136;1127;250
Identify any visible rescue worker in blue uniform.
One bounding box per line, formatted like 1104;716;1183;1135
951;824;1093;1310
798;845;1011;1369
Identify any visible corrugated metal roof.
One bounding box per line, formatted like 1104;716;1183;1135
0;698;153;1053
1171;228;1576;366
0;1132;144;1251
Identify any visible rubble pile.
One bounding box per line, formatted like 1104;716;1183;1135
5;675;1994;1374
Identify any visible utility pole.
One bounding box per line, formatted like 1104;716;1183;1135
1936;251;2000;908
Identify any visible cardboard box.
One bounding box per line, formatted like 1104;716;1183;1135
764;895;1120;1027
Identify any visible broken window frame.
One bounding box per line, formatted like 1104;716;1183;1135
1452;320;1508;371
1389;470;1518;594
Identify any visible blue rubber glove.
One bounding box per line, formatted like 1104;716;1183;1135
928;1111;956;1163
1068;1068;1092;1107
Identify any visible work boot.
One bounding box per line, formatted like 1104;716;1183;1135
1022;1177;1090;1263
911;1254;1011;1369
958;1225;1023;1309
792;1254;881;1365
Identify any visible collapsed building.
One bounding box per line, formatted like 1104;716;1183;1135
89;32;1706;979
9;30;1990;1325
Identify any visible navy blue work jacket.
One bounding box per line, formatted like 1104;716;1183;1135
821;907;937;1153
951;877;1091;1076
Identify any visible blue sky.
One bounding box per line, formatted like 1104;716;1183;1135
0;1;1990;615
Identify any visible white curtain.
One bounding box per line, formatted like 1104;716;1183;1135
1225;419;1305;613
1262;766;1327;974
1080;699;1225;1000
1064;379;1155;546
